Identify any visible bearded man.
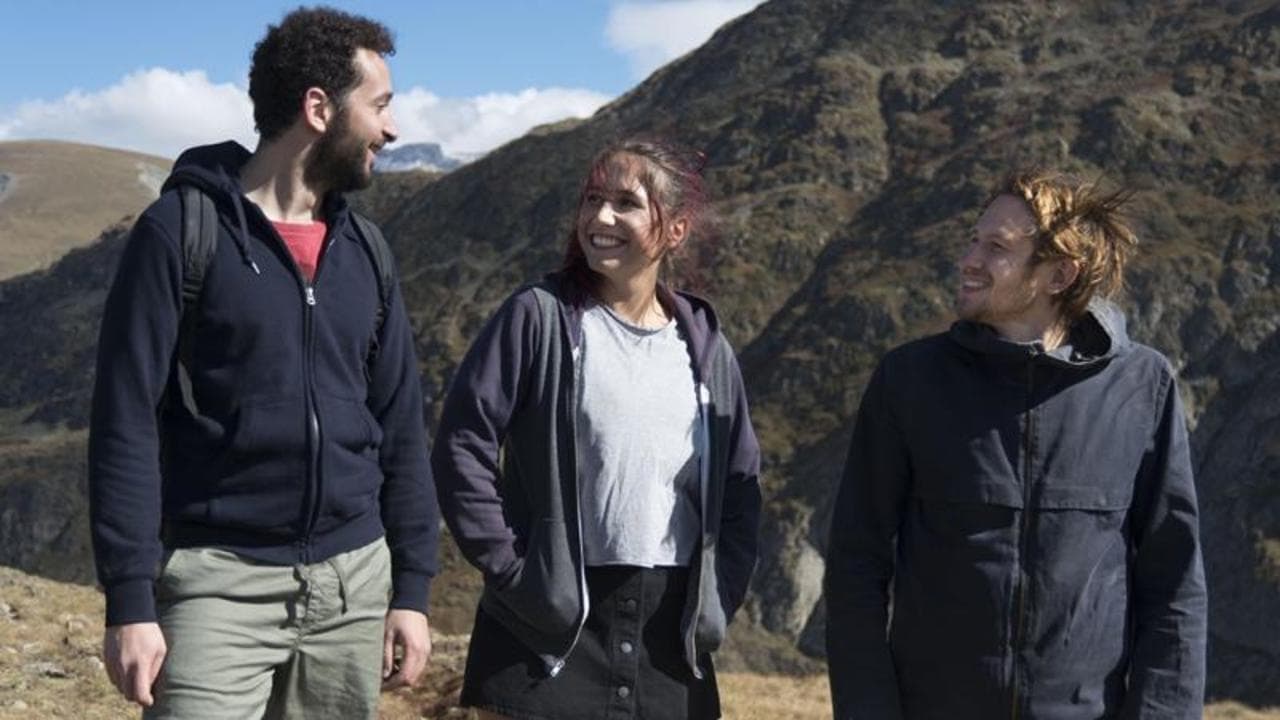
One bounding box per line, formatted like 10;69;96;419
88;7;438;717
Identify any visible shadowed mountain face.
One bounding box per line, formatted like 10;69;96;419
0;0;1277;703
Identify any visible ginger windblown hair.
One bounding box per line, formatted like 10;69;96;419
992;170;1139;321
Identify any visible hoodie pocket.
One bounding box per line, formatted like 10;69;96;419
318;392;383;522
491;518;580;635
207;396;307;530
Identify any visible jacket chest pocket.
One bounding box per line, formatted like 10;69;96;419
908;409;1140;513
911;426;1024;508
906;428;1023;543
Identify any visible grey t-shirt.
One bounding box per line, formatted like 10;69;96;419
575;302;702;567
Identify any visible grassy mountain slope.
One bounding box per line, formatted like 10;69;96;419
0;141;170;280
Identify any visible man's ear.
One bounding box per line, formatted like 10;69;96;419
1050;258;1081;295
301;87;333;134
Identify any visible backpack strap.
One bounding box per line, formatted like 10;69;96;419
349;210;395;335
174;186;218;413
179;186;218;311
172;198;394;378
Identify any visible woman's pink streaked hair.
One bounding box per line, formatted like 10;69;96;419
561;135;714;301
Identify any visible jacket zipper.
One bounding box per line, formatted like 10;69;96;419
298;231;341;561
252;208;341;564
685;382;713;679
546;333;590;677
299;284;321;563
1011;360;1036;720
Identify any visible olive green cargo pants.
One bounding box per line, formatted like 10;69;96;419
144;538;391;719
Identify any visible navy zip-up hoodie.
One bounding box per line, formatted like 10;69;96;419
89;141;439;626
432;274;762;677
825;302;1207;719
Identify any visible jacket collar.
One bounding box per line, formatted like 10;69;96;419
160;141;355;274
948;299;1130;368
545;271;721;382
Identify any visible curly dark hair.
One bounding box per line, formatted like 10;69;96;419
249;6;395;141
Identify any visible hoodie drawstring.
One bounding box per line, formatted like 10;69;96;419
230;193;261;275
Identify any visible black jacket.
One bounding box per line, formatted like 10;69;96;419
432;275;762;677
825;303;1207;719
89;141;439;626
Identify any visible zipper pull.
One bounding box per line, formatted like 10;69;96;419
304;286;316;306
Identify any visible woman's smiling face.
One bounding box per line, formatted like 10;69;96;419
575;153;681;290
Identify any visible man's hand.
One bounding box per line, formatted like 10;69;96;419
103;622;167;707
382;608;431;689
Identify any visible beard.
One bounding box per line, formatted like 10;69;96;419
305;108;373;194
955;263;1049;329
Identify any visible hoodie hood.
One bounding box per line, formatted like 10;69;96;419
544;270;723;382
949;298;1131;368
162;140;252;200
161;141;261;275
661;285;723;383
158;140;355;278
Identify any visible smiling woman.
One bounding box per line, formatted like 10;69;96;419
432;135;762;720
563;138;711;315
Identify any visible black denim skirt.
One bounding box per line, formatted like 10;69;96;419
460;565;720;720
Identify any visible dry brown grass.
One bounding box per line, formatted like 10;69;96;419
3;566;1277;719
1206;703;1280;720
0;140;169;280
0;566;131;719
718;672;833;719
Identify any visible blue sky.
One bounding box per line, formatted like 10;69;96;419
0;0;761;158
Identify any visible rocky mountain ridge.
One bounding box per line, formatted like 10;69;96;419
0;0;1277;706
374;142;463;173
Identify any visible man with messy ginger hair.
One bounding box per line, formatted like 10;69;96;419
825;171;1208;719
89;7;438;717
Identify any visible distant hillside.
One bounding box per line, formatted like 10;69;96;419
0;141;170;280
349;168;444;227
374;142;463;173
0;0;1278;710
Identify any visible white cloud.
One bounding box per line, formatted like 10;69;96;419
0;68;255;159
605;0;764;79
0;69;612;162
392;87;612;158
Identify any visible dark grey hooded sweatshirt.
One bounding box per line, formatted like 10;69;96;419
432;273;762;678
825;302;1207;720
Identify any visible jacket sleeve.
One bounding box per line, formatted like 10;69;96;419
824;361;909;720
431;291;538;587
714;346;762;622
88;212;182;627
1121;370;1207;719
367;268;439;615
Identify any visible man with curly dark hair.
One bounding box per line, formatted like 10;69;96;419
89;7;438;717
